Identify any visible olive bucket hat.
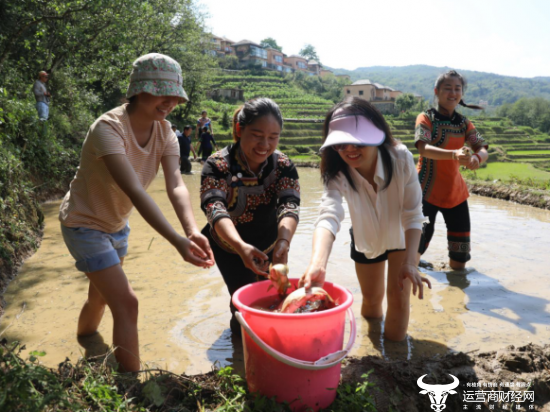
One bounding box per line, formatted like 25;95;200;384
126;53;188;103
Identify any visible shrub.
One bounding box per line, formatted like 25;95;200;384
0;87;80;271
221;111;230;129
295;146;311;154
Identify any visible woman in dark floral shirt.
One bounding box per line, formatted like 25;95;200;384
200;98;300;334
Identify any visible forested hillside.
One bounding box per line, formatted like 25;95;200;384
0;0;216;273
328;65;550;106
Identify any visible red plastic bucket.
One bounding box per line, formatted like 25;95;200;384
232;278;355;411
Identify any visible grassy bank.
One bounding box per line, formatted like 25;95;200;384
4;338;550;411
0;340;376;412
462;162;550;186
0;97;82;299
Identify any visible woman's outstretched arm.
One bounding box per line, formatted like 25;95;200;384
162;154;215;265
103;154;213;268
299;227;335;290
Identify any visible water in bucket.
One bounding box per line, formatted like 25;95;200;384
233;279;355;411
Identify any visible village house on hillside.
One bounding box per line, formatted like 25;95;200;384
210;35;237;57
233;39;268;67
207;35;420;109
344;79;420;113
209;34;334;76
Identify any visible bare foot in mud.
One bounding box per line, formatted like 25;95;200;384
419;259;475;275
77;331;111;359
432;260;476;275
366;318;384;353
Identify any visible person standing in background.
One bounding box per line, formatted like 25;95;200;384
33;71;51;121
196;126;218;164
415;70;488;270
173;124;197;174
196;110;213;141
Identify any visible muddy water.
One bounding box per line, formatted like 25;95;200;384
1;165;550;373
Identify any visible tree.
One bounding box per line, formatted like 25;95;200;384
299;44;320;64
221;111;230;129
218;55;239;70
0;0;216;117
260;37;282;52
395;93;417;112
497;97;550;133
415;97;429;112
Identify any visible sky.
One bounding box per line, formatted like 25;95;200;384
197;0;550;78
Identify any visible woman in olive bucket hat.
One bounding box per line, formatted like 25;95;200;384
59;53;214;372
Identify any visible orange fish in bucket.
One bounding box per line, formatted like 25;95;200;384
266;263;294;295
280;287;336;314
264;264;336;313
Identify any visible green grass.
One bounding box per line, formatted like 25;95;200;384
0;340;378;412
291;154;320;162
507;150;550;155
462;162;550;182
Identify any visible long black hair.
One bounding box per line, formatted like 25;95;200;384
320;97;398;192
434;70;484;110
232;97;283;142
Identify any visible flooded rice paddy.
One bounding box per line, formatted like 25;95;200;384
1;164;550;374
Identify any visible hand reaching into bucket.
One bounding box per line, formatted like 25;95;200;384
300;227;334;290
299;263;326;291
188;231;215;268
236;243;269;276
272;238;290;266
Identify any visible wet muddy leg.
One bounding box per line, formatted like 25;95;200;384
83;261;140;372
77;281;107;337
385;251;412;342
355;261;385;319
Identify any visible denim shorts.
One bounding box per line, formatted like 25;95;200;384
36;102;49;120
61;223;130;273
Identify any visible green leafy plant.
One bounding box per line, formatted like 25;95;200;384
328;371;377;412
0;340;76;411
221;111;231;129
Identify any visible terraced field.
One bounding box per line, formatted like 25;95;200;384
196;70;550;183
200;70;332;162
465;162;550;182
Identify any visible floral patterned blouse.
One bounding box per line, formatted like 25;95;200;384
200;142;300;254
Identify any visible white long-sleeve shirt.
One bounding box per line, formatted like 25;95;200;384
315;144;427;259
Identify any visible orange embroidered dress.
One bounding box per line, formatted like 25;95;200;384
415;108;488;208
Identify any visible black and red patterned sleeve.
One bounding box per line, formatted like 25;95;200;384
200;154;230;227
465;119;488;151
275;154;300;223
414;112;434;147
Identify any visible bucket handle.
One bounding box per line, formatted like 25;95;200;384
235;308;356;371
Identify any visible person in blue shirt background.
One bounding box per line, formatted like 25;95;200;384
172;124;197;173
196;126;218;163
196;110;213;141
